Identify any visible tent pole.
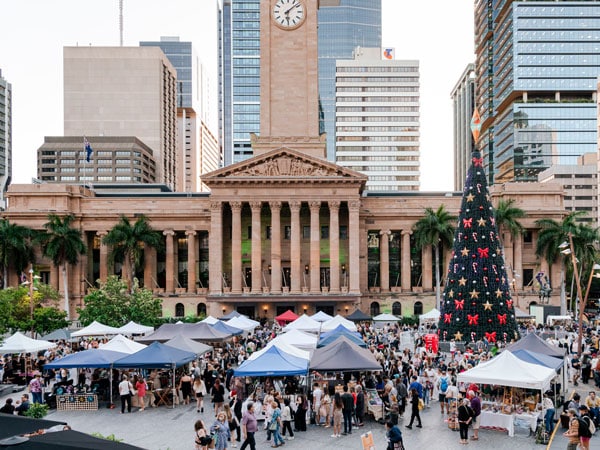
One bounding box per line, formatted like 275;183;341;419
172;365;176;409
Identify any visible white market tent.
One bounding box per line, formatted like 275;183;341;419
71;321;121;337
249;340;310;361
201;315;219;325
99;334;147;354
419;308;441;324
117;321;154;335
276;329;318;350
227;316;260;332
457;350;556;390
321;314;357;332
283;314;321;333
310;311;333;322
0;332;56;353
372;313;401;322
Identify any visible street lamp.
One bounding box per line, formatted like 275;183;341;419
577;263;600;357
20;265;39;336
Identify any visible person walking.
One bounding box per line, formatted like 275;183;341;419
543;394;556;434
469;390;481;440
118;374;133;414
211;411;231;450
331;392;343;438
355;385;365;427
341;385;354;435
269;401;285;448
563;408;580;450
457;398;473;444
193;375;207;413
135;376;147;411
194;420;212;450
240;402;258;450
405;388;422;429
280;398;295;440
385;421;404;450
294;395;307;432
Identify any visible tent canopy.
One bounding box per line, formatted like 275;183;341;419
319;325;362;340
0;415;67;440
220;310;243;320
4;429;145;449
249;340;310;361
234;345;308;377
226;316;259;332
117;321;154;335
276;309;299;324
138;322;231;343
457;350;556;390
113;341;196;369
510;349;564;372
0;332;56;354
321;314;357;332
346;309;371;322
310;311;333;322
210;320;244;336
99;334;147;354
40;328;72;342
201;315;219;324
275;329;318;349
44;348;128;369
419;308;441;323
310;336;381;372
372;313;400;322
71;321;121;337
318;328;366;348
506;333;565;359
282;314;321;332
164;334;213;356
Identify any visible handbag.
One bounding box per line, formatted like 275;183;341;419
207;435;215;449
268;421;277;431
418;398;424;411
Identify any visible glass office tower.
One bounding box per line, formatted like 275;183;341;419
0;69;11;210
475;1;600;184
318;0;382;161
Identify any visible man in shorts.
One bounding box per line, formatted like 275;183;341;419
468;390;481;440
437;369;450;414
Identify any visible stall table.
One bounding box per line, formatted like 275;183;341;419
479;410;540;437
153;387;172;407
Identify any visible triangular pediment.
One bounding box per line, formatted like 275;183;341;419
203;147;367;188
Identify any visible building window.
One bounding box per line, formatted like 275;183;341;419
321;226;329;239
247;226;252;240
266;226;272;240
392;302;402;316
284;226;291;240
370;301;380;317
413;301;423;316
523;230;533;244
340;225;348;240
303;226;310;239
523;269;534;288
175;303;185;317
197;303;207;317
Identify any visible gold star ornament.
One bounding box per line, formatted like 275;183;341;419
454;331;464;341
458;277;467;286
495;288;503;298
461;247;470;256
469;289;480;299
477;217;486;227
448;289;454;298
483;300;493;311
466;193;475;202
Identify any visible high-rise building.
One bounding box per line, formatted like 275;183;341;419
475;1;600;185
0;69;11;210
63;46;178;190
219;0;381;165
451;64;476;192
318;0;382;161
335;48;420;191
141;37;219;192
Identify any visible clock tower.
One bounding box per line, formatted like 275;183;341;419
252;0;326;159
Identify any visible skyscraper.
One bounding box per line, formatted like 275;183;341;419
451;64;476;192
141;37;220;192
336;48;420;191
475;1;600;185
219;0;381;166
0;69;11;210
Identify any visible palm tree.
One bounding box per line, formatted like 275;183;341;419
494;198;526;249
535;211;600;314
102;215;164;293
0;219;36;288
413;205;455;310
37;214;87;320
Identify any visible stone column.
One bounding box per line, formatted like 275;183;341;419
186;230;197;293
97;231;109;282
380;230;391;292
163;230;175;293
329;201;341;293
250;201;262;293
503;233;514;278
290;201;302;293
401;230;412;291
269;201;282;293
348;199;361;294
209;201;223;295
50;265;59;291
309;201;321;293
230;201;243;294
144;246;157;289
513;233;523;289
422;245;433;290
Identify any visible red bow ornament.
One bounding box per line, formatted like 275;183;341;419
444;313;452;324
485;331;497;343
472;156;483;167
497;314;507;325
506;299;513;309
467;314;479;325
477;247;489;258
454;300;465;310
463;218;473;228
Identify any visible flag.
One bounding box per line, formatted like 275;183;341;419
84;137;93;163
470;108;481;143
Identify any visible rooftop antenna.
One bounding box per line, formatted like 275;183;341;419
119;0;123;46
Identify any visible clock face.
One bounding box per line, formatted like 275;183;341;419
273;0;306;30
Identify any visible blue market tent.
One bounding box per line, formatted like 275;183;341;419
113;341;196;369
510;349;564;372
319;325;362;340
318;326;366;348
44;349;128;369
220;310;242;320
211;320;244;336
234;346;308;377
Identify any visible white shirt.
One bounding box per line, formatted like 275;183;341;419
118;379;132;396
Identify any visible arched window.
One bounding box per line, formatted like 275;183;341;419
197;303;207;317
175;302;185;317
392;301;402;316
528;301;537;307
370;301;380;317
413;301;423;316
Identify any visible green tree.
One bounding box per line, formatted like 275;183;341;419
494;199;526;249
37;214;87;320
413;205;455;310
77;276;163;327
102;215;164;293
0;219;36;288
535;212;600;314
33;307;69;336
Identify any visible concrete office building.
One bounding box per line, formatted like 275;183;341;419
475;1;600;185
37;136;157;185
0;69;11;210
141;37;219;192
63;46;178;190
335;48;419;191
451;64;476;192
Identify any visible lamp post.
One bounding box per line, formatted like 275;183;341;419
577;263;600;357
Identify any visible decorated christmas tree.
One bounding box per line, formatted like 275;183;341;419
437;150;520;344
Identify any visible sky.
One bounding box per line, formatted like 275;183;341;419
0;0;474;191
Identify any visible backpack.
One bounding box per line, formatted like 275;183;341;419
440;377;448;393
583;416;596;435
577;417;592;438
